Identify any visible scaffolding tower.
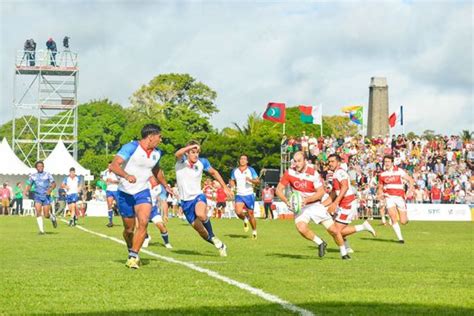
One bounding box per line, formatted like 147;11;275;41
12;49;79;166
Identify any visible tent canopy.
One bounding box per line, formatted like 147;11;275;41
44;140;90;176
0;138;35;175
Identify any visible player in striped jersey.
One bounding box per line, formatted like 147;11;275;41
327;154;376;256
377;155;415;243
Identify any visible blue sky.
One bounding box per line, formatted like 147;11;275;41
0;1;472;134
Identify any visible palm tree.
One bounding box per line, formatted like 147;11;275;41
460;130;472;142
231;112;262;136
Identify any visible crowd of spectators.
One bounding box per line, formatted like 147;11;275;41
282;133;474;212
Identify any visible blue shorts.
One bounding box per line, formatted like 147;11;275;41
181;194;207;224
66;193;79;204
106;190;119;201
118;189;152;218
34;194;51;206
235;194;255;210
150;205;161;220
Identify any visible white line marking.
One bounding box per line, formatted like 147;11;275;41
63;220;314;316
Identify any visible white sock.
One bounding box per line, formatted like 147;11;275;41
355;224;364;232
244;218;249;224
381;216;386;224
252;230;257;235
36;216;44;233
313;236;323;245
344;239;350;249
339;246;347;256
392;223;403;240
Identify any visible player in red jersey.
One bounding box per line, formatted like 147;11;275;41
377;155;415;243
326;154;376;255
276;152;369;259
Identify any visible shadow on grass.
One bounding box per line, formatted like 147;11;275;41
305;246;340;253
171;249;215;257
224;234;249;239
360;237;399;243
56;301;474;315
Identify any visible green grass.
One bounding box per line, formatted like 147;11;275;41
0;216;473;315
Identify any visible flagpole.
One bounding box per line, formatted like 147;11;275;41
283;123;286;135
320;104;323;136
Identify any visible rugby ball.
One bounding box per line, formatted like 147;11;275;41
289;191;303;214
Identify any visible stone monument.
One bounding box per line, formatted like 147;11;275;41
367;77;389;138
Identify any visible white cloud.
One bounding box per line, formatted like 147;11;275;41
0;1;472;136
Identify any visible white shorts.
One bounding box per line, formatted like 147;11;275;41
295;203;332;226
151;214;163;224
335;201;357;225
385;196;407;211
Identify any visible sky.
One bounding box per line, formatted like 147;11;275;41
0;0;472;135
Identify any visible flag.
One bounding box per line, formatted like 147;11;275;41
342;106;363;125
298;105;322;125
341;105;363;114
262;102;286;123
389;112;397;128
389;106;404;128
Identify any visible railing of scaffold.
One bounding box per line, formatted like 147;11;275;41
15;49;78;68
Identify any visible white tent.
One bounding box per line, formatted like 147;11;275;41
0;138;35;175
44;140;90;176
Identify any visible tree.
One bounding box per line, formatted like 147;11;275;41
422;129;436;141
77;99;128;157
129;73;218;120
460;130;472;142
406;132;417;140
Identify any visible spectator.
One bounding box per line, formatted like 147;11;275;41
12;182;24;215
1;183;11;215
56;187;67;217
46;37;57;66
414;185;424;204
262;183;275;219
23;39;36;66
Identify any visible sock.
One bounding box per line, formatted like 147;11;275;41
381;216;386;224
161;232;169;244
392;223;404;241
108;210;113;223
36;216;44;233
128;250;139;259
202;218;215;239
252;229;257;235
145;233;149;239
244;218;249;224
344;239;350;249
355;224;364;232
339;246;348;256
312;236;323;245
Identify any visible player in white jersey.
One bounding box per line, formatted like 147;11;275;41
326;154;376;256
377;155;415;243
143;180;172;249
62;167;82;226
230;155;260;239
175;141;232;257
102;164;120;227
109;124;172;269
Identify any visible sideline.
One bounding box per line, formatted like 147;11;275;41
63;220;314;316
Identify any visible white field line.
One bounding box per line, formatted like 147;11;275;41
63;220;315;316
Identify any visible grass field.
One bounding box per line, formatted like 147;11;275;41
0;216;473;315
